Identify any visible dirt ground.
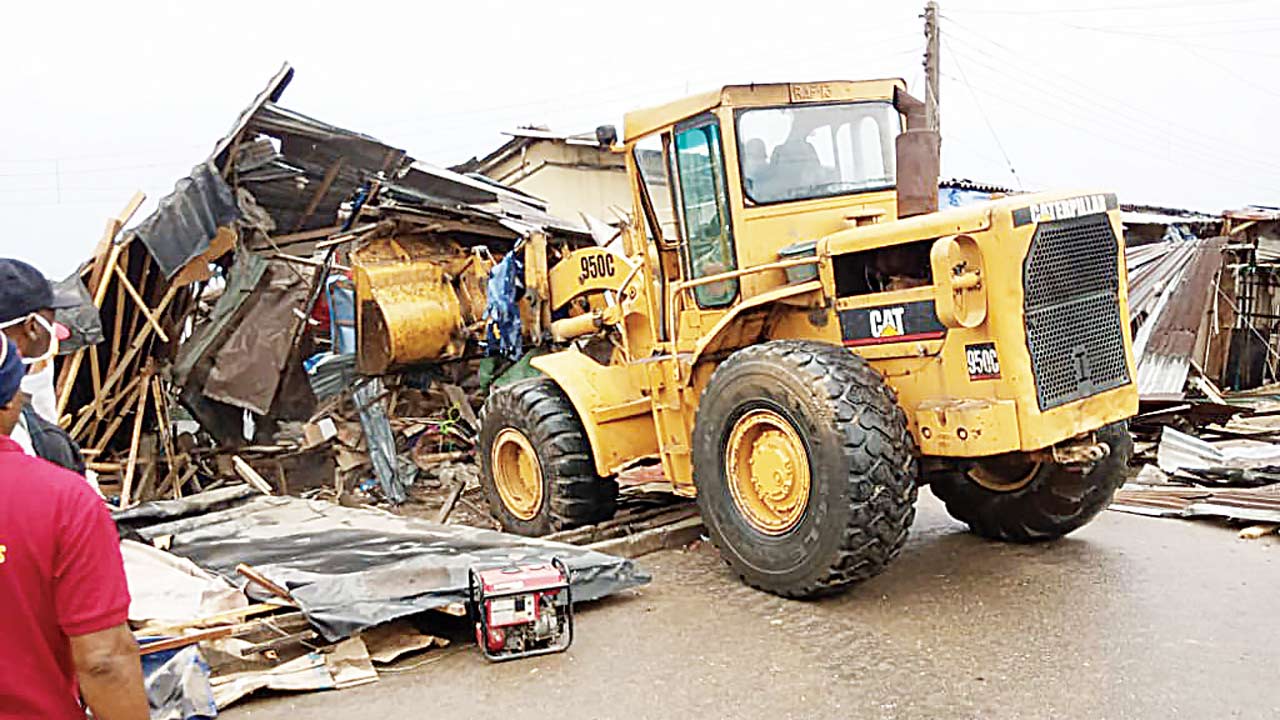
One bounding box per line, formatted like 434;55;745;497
225;489;1280;720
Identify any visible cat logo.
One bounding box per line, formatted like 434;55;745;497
966;343;1001;381
1031;194;1107;223
868;306;906;338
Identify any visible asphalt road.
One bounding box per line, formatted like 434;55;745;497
226;489;1280;720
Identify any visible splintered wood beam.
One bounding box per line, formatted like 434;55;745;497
264;225;342;247
55;349;86;421
79;372;144;446
236;563;294;602
232;456;275;496
70;283;180;441
90;283;180;408
151;375;179;495
113;257;170;343
119;373;152;508
291;157;345;232
57;231;133;416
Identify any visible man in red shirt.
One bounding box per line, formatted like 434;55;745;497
0;338;147;719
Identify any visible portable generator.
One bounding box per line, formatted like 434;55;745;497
468;558;573;661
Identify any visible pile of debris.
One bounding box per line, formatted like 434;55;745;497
48;64;596;525
1112;207;1280;539
115;486;650;713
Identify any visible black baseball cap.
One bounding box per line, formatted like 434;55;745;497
0;259;80;324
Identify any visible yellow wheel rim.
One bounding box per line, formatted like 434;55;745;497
968;455;1040;492
492;428;543;520
725;409;811;535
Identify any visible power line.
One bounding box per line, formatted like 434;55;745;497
0;159;194;179
389;42;927;160
942;41;1280;181
937;25;1280;180
939;70;1280;196
943;36;1021;189
950;0;1265;15
941;17;1280;170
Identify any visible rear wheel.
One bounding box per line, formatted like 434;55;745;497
929;422;1133;542
692;340;918;598
478;378;617;535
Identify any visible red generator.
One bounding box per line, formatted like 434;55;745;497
468;558;574;661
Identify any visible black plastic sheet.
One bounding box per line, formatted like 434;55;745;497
116;494;649;641
52;272;103;353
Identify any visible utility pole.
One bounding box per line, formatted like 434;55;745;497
924;1;940;135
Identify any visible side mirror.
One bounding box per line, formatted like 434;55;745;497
896;129;941;218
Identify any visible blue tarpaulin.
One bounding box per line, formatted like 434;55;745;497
484;250;526;360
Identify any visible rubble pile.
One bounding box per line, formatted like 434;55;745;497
51;64;591;520
116;487;649;713
1114;210;1280;539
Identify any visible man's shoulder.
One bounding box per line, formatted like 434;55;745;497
2;447;96;500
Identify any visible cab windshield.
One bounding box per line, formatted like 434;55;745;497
736;101;900;204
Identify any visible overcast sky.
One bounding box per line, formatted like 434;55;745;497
2;0;1276;278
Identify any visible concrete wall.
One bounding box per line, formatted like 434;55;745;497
483;141;632;222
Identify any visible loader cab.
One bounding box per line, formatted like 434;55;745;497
622;80;927;355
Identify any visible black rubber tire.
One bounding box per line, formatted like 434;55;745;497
478;378;618;536
929;421;1134;542
692;340;919;599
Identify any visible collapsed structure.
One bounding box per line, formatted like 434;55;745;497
53;65;598;511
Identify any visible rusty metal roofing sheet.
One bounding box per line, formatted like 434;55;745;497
1224;205;1280;222
1111;483;1280;524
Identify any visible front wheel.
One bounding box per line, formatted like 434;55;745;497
692;341;918;599
478;378;617;535
929;422;1133;542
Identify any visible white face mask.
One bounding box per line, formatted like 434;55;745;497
0;312;59;365
21;360;56;423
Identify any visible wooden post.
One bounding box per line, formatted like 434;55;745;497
113;260;170;343
924;1;941;134
73;282;181;438
119;373;152;508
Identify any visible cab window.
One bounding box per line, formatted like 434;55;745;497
737;101;898;205
634;135;678;243
673;118;738;307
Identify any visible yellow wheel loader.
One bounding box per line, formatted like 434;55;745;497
476;79;1138;597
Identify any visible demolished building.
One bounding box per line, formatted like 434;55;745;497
53;64;595;509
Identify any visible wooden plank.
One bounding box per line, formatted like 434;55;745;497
109;257;127;372
137;603;285;636
432;602;468;618
79;282;181;425
80;390;130;448
435;480;465;524
112;259;170;343
584;516;704;559
263;225;342;247
292;157;345;232
119;375;152;508
77;372;144;448
170;226;238;288
1239;523;1279;539
236;563;293;602
151;375;179;495
56;237;129;416
139;625;239;656
232;456;275;495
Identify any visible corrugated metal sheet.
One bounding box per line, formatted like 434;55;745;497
238;102;408;234
130;162;240;278
1111;483;1280;524
1127;236;1227;399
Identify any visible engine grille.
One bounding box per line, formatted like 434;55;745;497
1023;214;1131;410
